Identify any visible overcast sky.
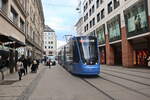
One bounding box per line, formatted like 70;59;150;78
42;0;80;48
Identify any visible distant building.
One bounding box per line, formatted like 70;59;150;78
43;25;57;56
75;17;84;35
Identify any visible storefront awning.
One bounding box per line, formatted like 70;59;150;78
4;36;26;48
0;33;13;43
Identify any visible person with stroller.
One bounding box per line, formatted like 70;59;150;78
31;60;37;73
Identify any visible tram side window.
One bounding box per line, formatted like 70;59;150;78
73;42;80;63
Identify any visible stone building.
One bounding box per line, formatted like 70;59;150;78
78;0;150;67
0;0;44;73
25;0;44;60
43;25;57;57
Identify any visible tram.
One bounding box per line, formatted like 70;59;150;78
58;36;100;75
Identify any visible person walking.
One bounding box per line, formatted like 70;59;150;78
48;59;52;69
17;60;25;80
23;57;28;74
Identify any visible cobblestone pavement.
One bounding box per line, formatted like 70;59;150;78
0;64;45;100
0;64;150;100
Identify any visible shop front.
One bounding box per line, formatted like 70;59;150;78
131;37;150;67
107;15;122;65
124;0;150;67
96;24;106;64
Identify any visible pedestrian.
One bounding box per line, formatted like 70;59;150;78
17;59;25;80
36;59;39;70
22;57;28;74
31;60;37;73
48;59;52;69
147;56;150;67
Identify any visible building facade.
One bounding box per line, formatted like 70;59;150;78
25;0;44;60
44;25;57;56
0;0;44;73
79;0;150;67
75;17;84;35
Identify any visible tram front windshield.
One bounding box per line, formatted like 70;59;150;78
78;37;98;65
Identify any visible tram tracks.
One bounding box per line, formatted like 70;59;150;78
81;78;115;100
80;74;150;100
101;66;150;74
101;71;150;87
102;68;150;79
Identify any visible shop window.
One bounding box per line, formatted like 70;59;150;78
124;0;148;37
114;0;120;9
96;24;105;44
107;15;121;42
108;2;113;14
135;50;149;66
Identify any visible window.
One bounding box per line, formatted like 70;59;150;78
108;2;113;13
86;24;88;31
49;46;51;49
84;26;86;32
92;18;95;26
107;15;121;42
45;46;47;49
48;41;50;44
114;0;120;9
96;0;100;8
0;0;8;13
96;24;105;44
92;5;95;13
100;0;103;4
90;21;92;28
20;18;25;32
89;9;92;16
51;41;53;44
101;9;105;19
51;46;53;49
97;13;100;22
89;0;91;4
84;13;88;22
73;42;79;63
10;7;18;25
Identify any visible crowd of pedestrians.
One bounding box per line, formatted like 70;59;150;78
17;55;40;80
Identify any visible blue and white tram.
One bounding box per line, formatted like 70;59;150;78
58;36;100;75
